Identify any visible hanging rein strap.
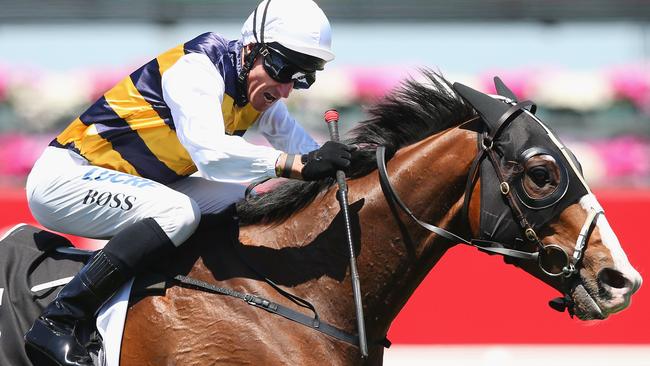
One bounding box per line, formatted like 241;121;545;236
377;146;471;245
51;247;361;345
172;233;392;350
376;145;544;261
172;274;369;347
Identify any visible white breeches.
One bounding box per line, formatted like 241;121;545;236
25;147;246;246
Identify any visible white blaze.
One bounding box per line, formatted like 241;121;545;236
580;194;643;289
522;108;643;290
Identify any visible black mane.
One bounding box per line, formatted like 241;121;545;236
236;69;476;225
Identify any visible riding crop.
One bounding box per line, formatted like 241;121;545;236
324;109;368;358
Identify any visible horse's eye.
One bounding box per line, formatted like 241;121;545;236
529;166;550;187
518;152;564;204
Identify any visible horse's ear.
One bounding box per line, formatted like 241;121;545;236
453;82;510;132
494;76;518;102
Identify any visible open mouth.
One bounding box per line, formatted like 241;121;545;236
570;283;606;320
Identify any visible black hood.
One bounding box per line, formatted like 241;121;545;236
453;79;589;247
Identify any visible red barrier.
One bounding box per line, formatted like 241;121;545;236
389;189;650;344
1;187;648;344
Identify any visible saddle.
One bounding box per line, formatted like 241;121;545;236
0;224;92;366
0;213;240;366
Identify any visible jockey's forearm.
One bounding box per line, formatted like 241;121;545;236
275;153;304;179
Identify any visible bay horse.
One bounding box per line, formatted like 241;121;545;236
92;71;642;365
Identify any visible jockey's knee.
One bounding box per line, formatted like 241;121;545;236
152;195;201;246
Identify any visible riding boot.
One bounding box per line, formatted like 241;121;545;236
24;218;176;366
24;250;127;366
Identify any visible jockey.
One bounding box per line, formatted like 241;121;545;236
23;1;353;365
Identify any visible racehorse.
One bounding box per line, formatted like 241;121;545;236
117;71;642;365
5;70;643;365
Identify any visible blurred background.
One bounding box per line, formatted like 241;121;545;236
1;1;649;365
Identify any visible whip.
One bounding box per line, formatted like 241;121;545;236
324;109;368;358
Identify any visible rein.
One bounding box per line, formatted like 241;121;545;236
377;145;601;273
171;274;375;347
171;234;392;351
378;145;546;261
375;98;603;309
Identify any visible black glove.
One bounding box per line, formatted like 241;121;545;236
300;141;356;181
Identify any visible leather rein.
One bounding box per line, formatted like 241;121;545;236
376;101;603;301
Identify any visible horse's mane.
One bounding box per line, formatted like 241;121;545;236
236;69;476;225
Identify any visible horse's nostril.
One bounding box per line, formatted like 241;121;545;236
598;268;631;290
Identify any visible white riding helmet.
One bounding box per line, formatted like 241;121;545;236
241;0;335;62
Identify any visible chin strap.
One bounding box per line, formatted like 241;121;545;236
236;44;261;107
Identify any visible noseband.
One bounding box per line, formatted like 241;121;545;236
376;97;603;312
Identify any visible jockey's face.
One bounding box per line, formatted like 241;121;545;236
247;53;293;112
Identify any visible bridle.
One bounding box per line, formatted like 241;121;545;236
378;145;601;277
376;81;603;312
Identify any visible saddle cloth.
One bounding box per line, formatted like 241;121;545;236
97;280;134;366
0;223;134;366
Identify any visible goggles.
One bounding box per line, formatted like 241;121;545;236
260;45;318;89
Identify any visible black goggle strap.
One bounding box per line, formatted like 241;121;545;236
237;0;273;105
239;45;261;82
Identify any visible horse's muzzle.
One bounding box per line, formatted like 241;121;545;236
595;267;641;314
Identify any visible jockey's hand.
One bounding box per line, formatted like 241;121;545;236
300;141;356;181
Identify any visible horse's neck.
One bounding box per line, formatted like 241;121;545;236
358;126;478;334
238;126;478;338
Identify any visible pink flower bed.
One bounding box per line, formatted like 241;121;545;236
607;64;650;113
0;134;53;176
591;136;650;178
344;66;415;101
0;65;8;102
85;66;132;101
478;68;541;99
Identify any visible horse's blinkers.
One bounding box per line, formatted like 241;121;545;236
454;80;591;276
477;117;588;249
377;78;602;314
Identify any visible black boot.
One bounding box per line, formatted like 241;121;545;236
24;250;128;366
24;218;176;366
